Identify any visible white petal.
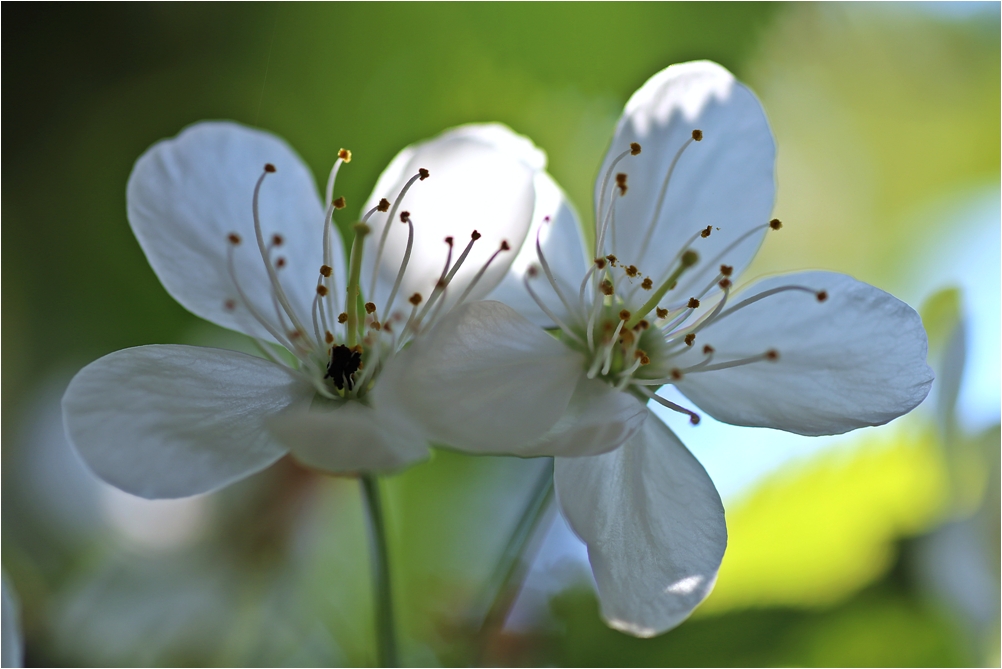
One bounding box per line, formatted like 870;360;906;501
375;300;584;453
63;345;309;499
127;122;341;343
362;124;541;318
595;61;775;304
269;399;429;474
673;271;934;435
554;415;726;636
517;376;648;457
2;574;22;668
488;171;591;328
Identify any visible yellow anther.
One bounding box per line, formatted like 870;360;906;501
338;148;352;163
325;331;334;344
681;250;699;267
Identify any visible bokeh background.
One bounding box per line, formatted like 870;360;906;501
2;3;999;666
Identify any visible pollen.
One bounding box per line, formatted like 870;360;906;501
600;280;614;296
325;331;334;344
692;129;703;141
681;250;699;267
615;173;628;195
471;230;481;241
817;290;828;302
418;168;430;180
338;312;348;323
370;320;381;331
227;233;241;245
338;148;352;162
770;218;783;230
670;368;683;381
320;264;333;277
606;254;618;266
684;333;696;346
687;297;700;309
364;302;377;314
633;319;650;331
409;293;423;305
377;198;391;212
656;307;669;319
719;278;732;289
641;277;653;290
618;309;631;321
317;285;329;296
625;265;639;278
630;142;642;155
264;163;277;173
271;233;284;246
700;225;712;238
766;349;780;361
333;197;346;210
720;264;733;277
595;258;608;270
703;344;715;355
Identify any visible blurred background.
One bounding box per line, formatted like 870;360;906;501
2;3;999;666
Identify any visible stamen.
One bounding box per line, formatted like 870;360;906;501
630;142;642;155
333;197;346;210
369;170;427;298
700;225;712;238
324;152;348;210
596;147;636;238
381;211;415;317
524;269;585;345
685;350;779;373
533;224;578;320
626;250;698;329
338;148;352;163
687;297;700;309
769;218;782;230
454;240;511;306
641;277;653;290
635;135;700;266
636;386;701;424
656;307;668;319
715;285;825;322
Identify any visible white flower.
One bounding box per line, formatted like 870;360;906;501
62;121;557;499
385;61;935;636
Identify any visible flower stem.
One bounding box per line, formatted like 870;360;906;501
361;473;398;667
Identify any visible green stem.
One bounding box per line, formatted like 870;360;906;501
346;223;370;348
361;473;398;667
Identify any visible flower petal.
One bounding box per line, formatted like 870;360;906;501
595;61;775;305
127;121;340;343
2;574;23;669
62;345;309;499
488;170;591;328
554;415;726;636
268;399;429;474
375;300;584;453
362;124;542;318
673;271;934;435
517;376;648;457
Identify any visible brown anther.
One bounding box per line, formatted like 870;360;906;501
436;279;448;289
633;319;650;331
364;302;377;314
595;258;607;270
670;368;683;381
320;265;333;277
641;277;653;290
625;265;639;278
600;280;614;296
634;349;646;359
224;299;236;311
692;129;703;141
471;230;481;240
500;240;510;251
370;321;381;331
227;233;241;245
701;225;712;238
719;278;732;289
656;307;669;319
630;142;642;155
289;330;302;339
317;285;329;297
681;250;699;267
687;297;700;309
527;265;540;278
618;309;631;321
615;173;628;195
275;257;286;268
619;330;635;346
338;148;352;163
817;290;828;302
640;355;651;366
264;163;276;173
376;198;391;212
399;211;411;222
445;236;454;246
408;293;423;306
271;233;284;246
333;197;346;210
766;349;779;361
606;254;618;266
418;168;430;180
325;331;334;344
684;333;696;347
769;218;782;230
702;344;715;355
337;312;348;324
689;414;700;425
382;322;393;333
720;264;733;277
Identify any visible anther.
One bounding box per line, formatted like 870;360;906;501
656;307;669;319
418;168;430;180
325;331;334;344
227;233;241;245
527;265;540;278
670;368;683;381
353;222;371;236
271;234;284;247
635;319;650;331
365;302;377;314
408;293;423;306
681;250;699;267
595;258;607;270
338;148;352;163
689;414;700;425
625;265;639;278
600;280;614;296
275;257;286;268
703;344;715;355
338;312;348;323
320;265;333;277
719;278;732;289
687;297;700;309
641;277;653;290
317;285;329;296
606;254;618;266
817;290;828;302
376;198;391;212
685;333;696;347
264;163;276;173
766;349;779;361
615;173;628;195
224;299;236;311
370;321;381;331
333;197;346;210
471;230;481;241
701;225;712;238
399;211;410;222
720;264;733;276
630;142;642;155
445;236;454;246
769;218;782;230
619;309;631;321
692;129;703;141
500;240;510;251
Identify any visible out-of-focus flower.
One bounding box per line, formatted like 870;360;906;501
63;121;552;499
388;61;934;636
2;574;23;668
